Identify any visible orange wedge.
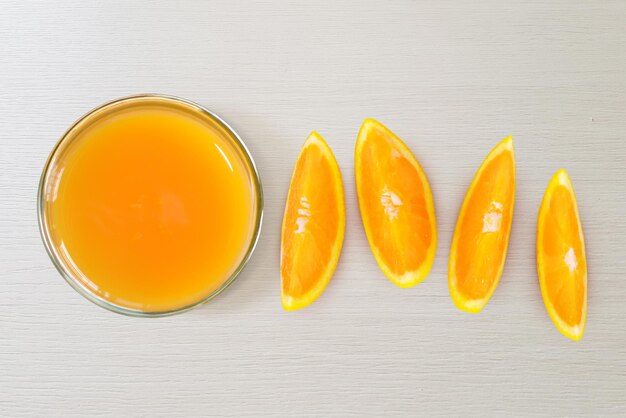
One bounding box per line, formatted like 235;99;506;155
280;132;345;311
355;119;437;287
537;169;587;340
449;137;515;313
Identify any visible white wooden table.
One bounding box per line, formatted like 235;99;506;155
2;1;625;416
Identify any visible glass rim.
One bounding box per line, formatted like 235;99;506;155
37;94;264;317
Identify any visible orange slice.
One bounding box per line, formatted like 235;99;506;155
280;132;345;311
355;119;437;287
537;169;587;340
449;137;515;313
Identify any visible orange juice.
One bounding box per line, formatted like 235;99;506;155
40;96;261;314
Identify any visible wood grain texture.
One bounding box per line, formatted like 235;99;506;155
1;1;625;416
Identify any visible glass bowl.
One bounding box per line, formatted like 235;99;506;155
38;95;263;317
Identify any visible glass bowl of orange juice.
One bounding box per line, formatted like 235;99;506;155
38;95;263;316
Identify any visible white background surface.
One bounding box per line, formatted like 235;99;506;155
1;1;626;416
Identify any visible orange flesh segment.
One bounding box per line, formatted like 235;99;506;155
280;132;345;310
355;119;437;287
537;169;587;340
449;137;515;312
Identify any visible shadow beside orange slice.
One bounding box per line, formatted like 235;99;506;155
355;119;437;288
280;132;345;311
537;169;587;340
449;137;515;313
